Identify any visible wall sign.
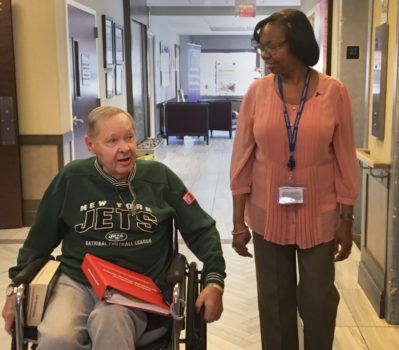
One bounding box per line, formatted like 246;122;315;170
187;43;201;102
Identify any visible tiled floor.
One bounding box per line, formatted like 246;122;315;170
1;133;399;349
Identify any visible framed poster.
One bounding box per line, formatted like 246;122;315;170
115;65;123;95
114;24;124;65
102;15;114;68
106;71;114;98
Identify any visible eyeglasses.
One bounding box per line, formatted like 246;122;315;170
253;40;287;55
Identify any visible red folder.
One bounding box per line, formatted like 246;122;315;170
82;253;171;316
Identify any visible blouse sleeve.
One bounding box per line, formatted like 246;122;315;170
332;83;360;205
230;83;257;195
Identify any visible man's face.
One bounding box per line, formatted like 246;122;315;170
85;113;136;181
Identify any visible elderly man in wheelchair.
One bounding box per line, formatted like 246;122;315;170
2;106;226;350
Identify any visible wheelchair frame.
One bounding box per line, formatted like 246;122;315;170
10;228;207;350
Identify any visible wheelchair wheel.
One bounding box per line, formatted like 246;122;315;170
185;262;206;350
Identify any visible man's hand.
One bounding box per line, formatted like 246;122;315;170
334;220;353;262
194;284;223;323
2;294;16;335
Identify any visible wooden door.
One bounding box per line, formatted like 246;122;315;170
0;0;23;228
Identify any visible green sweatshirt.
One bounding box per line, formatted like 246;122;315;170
10;158;226;287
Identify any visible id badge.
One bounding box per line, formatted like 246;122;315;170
278;185;304;205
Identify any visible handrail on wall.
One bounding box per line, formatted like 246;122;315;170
356;148;391;179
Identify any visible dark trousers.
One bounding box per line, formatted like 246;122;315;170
253;233;339;350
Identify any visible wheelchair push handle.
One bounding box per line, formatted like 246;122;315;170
166;253;187;284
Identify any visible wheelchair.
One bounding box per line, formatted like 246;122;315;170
10;228;207;349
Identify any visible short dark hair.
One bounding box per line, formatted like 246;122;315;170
252;9;319;67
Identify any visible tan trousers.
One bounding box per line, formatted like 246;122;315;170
253;233;339;350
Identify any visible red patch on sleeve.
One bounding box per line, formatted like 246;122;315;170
182;191;196;205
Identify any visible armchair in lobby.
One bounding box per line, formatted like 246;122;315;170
164;102;210;145
208;100;237;139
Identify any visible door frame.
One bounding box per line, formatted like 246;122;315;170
146;31;156;138
130;19;149;143
174;44;181;97
386;2;399;324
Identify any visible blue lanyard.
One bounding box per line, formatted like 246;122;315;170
277;69;311;172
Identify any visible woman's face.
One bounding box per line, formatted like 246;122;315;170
85;113;136;182
258;22;296;75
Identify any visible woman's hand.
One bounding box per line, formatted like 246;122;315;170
333;220;353;262
232;228;253;257
2;294;16;335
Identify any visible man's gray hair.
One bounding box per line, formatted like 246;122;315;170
86;106;135;136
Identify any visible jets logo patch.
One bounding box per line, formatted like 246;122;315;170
182;191;196;205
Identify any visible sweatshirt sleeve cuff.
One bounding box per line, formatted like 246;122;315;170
205;272;225;288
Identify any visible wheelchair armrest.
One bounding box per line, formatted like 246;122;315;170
12;256;54;286
166;253;187;284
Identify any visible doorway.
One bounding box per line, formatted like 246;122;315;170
67;4;100;159
147;32;156;138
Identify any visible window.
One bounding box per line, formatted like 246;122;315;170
200;52;259;96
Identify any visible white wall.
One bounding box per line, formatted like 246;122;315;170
148;19;180;104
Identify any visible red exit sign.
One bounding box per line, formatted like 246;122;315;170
237;5;256;17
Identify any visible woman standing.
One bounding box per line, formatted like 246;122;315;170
230;9;359;350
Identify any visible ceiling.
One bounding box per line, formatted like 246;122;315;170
147;0;300;6
147;0;302;36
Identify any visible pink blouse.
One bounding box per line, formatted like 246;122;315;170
230;72;359;249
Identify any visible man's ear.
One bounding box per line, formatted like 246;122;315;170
84;135;95;154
